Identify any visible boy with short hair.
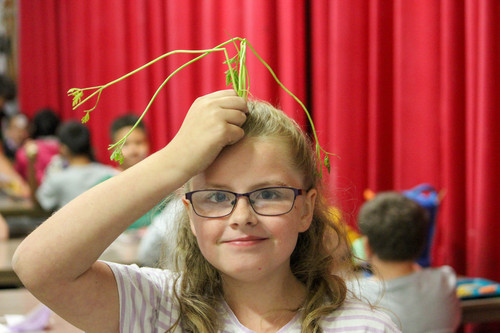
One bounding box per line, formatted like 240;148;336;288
352;191;461;332
110;114;150;171
106;114;154;230
36;121;117;211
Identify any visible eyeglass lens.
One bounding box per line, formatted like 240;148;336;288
190;187;298;218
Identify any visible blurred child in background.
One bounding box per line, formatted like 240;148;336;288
0;75;30;198
0;74;17;119
36;121;117;211
0;150;30;198
110;114;150;171
15;108;61;186
350;191;460;332
136;193;183;267
105;114;154;230
1;113;29;161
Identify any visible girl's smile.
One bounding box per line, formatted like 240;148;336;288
220;235;269;246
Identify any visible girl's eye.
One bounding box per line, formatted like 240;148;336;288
256;189;281;200
207;191;231;203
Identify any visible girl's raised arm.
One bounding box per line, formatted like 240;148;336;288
12;90;248;332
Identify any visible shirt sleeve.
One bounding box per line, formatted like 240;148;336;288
104;262;180;333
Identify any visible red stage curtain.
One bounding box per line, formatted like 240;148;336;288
18;2;500;323
18;0;306;163
311;0;500;289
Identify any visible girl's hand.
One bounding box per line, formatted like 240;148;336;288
170;90;248;175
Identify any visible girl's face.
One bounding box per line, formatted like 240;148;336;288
185;138;317;283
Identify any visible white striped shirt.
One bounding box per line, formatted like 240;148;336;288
105;262;400;333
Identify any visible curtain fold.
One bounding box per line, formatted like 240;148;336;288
464;0;500;279
435;0;467;274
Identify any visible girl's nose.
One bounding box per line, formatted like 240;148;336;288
229;196;258;227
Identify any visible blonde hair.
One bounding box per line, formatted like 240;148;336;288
166;100;354;332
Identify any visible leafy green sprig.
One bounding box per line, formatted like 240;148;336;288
68;37;334;173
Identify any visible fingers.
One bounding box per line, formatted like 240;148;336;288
187;89;248;137
219;95;248;114
221;107;247;127
198;89;248;115
224;124;245;146
209;93;247;144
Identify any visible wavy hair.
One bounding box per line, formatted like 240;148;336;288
166;100;354;332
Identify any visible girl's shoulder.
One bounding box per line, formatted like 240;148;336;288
319;298;401;332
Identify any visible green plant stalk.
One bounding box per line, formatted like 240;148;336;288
110;44;242;162
69;38;245;113
238;40;248;99
229;38;242;94
223;38;247;99
69;36;334;173
244;41;334;170
69;38;244;162
222;48;238;96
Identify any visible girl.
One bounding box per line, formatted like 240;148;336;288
13;90;399;332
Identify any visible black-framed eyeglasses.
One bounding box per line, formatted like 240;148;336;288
185;186;304;218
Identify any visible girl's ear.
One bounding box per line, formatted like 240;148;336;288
299;188;317;232
181;197;189;209
182;198;197;237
